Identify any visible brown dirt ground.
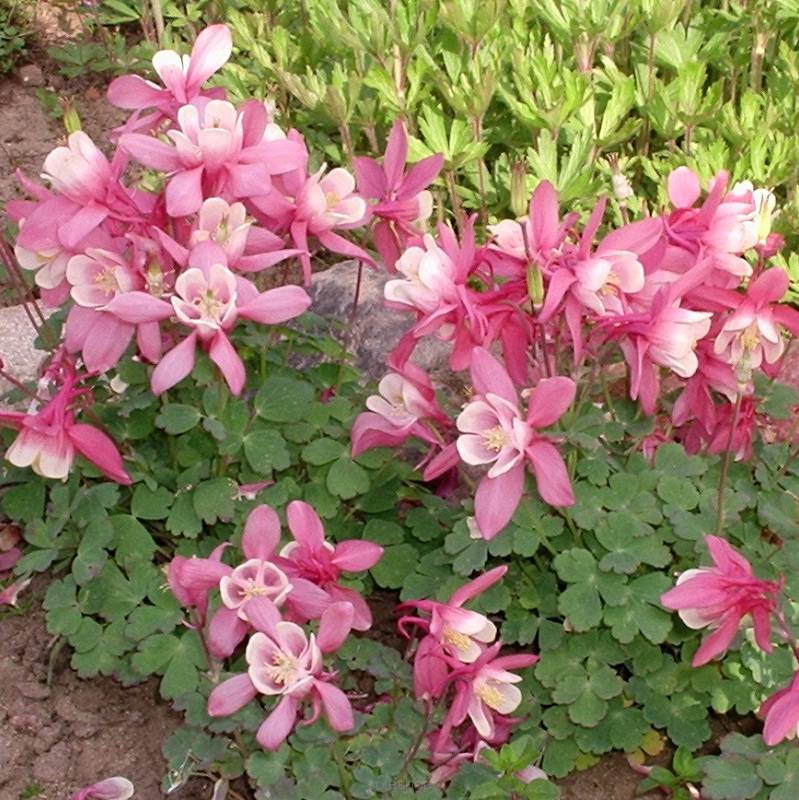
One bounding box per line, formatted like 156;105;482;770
0;585;213;800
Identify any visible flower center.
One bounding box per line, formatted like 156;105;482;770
244;580;269;599
483;425;509;452
475;678;506;710
94;267;119;295
740;322;761;352
442;627;472;653
269;651;300;685
193;289;225;320
325;192;340;209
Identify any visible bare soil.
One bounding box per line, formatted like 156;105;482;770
0;585;213;800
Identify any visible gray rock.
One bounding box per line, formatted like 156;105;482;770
0;305;49;405
309;260;450;380
18;64;45;88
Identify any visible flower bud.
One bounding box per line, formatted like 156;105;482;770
527;262;544;310
63;101;82;135
510;160;529;219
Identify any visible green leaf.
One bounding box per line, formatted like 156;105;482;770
111;515;157;567
155;403;202;434
244;429;291;474
702;755;763;800
559;583;602;631
657;475;700;510
131;484;173;520
326;457;370;499
193;478;236;524
2;480;45;523
371;543;419;589
255;375;315;422
302;437;345;465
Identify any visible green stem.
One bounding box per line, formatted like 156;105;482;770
714;392;743;537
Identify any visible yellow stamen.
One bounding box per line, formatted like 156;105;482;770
442;627;473;653
475;679;506;710
483;425;508;452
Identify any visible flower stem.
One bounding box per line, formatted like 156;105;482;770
714;392;743;537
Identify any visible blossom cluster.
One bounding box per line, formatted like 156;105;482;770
2;25;442;487
352;167;799;538
660;535;799;747
399;566;538;782
168;501;382;749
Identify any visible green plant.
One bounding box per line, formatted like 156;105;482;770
0;3;29;75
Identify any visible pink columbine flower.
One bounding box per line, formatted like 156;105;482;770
664;167;759;283
207;596;355;751
353;120;443;270
70;777;134;800
660;535;780;666
275;500;383;630
0;365;130;484
436;644;538;747
167;504;330;658
384;234;460;315
219;558;293;620
287;166;371;285
106;249;311;394
713;268;799;374
759;671;799;746
120;99;307;216
399;566;507;666
42;132;112;207
455;348;575;539
66;248;143;308
351;366;449;457
108;24;232;117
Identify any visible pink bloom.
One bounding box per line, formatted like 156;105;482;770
219;558;293;620
275;500;383;630
400;566;506;666
66;248;142;308
351;366;449;458
287;166;372;284
0;365;130;484
108;253;311;394
167;542;229;624
207;596;355;750
108;24;232;117
712;268;799;372
385;234;460;315
456;348;575;539
0;578;31;607
660;535;780;666
663;167;759;284
42;132;112;207
70;777;134;800
296;168;366;234
437;644;538;747
706;396;758;462
759;671;799;746
120;99;307;216
353;120;443;270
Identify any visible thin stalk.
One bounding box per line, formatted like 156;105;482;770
0;366;40;400
715;392;743;536
396;701;434;786
638;32;656;156
150;0;165;48
445;171;465;230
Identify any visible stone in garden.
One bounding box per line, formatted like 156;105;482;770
18;64;45;88
309;260;450;381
